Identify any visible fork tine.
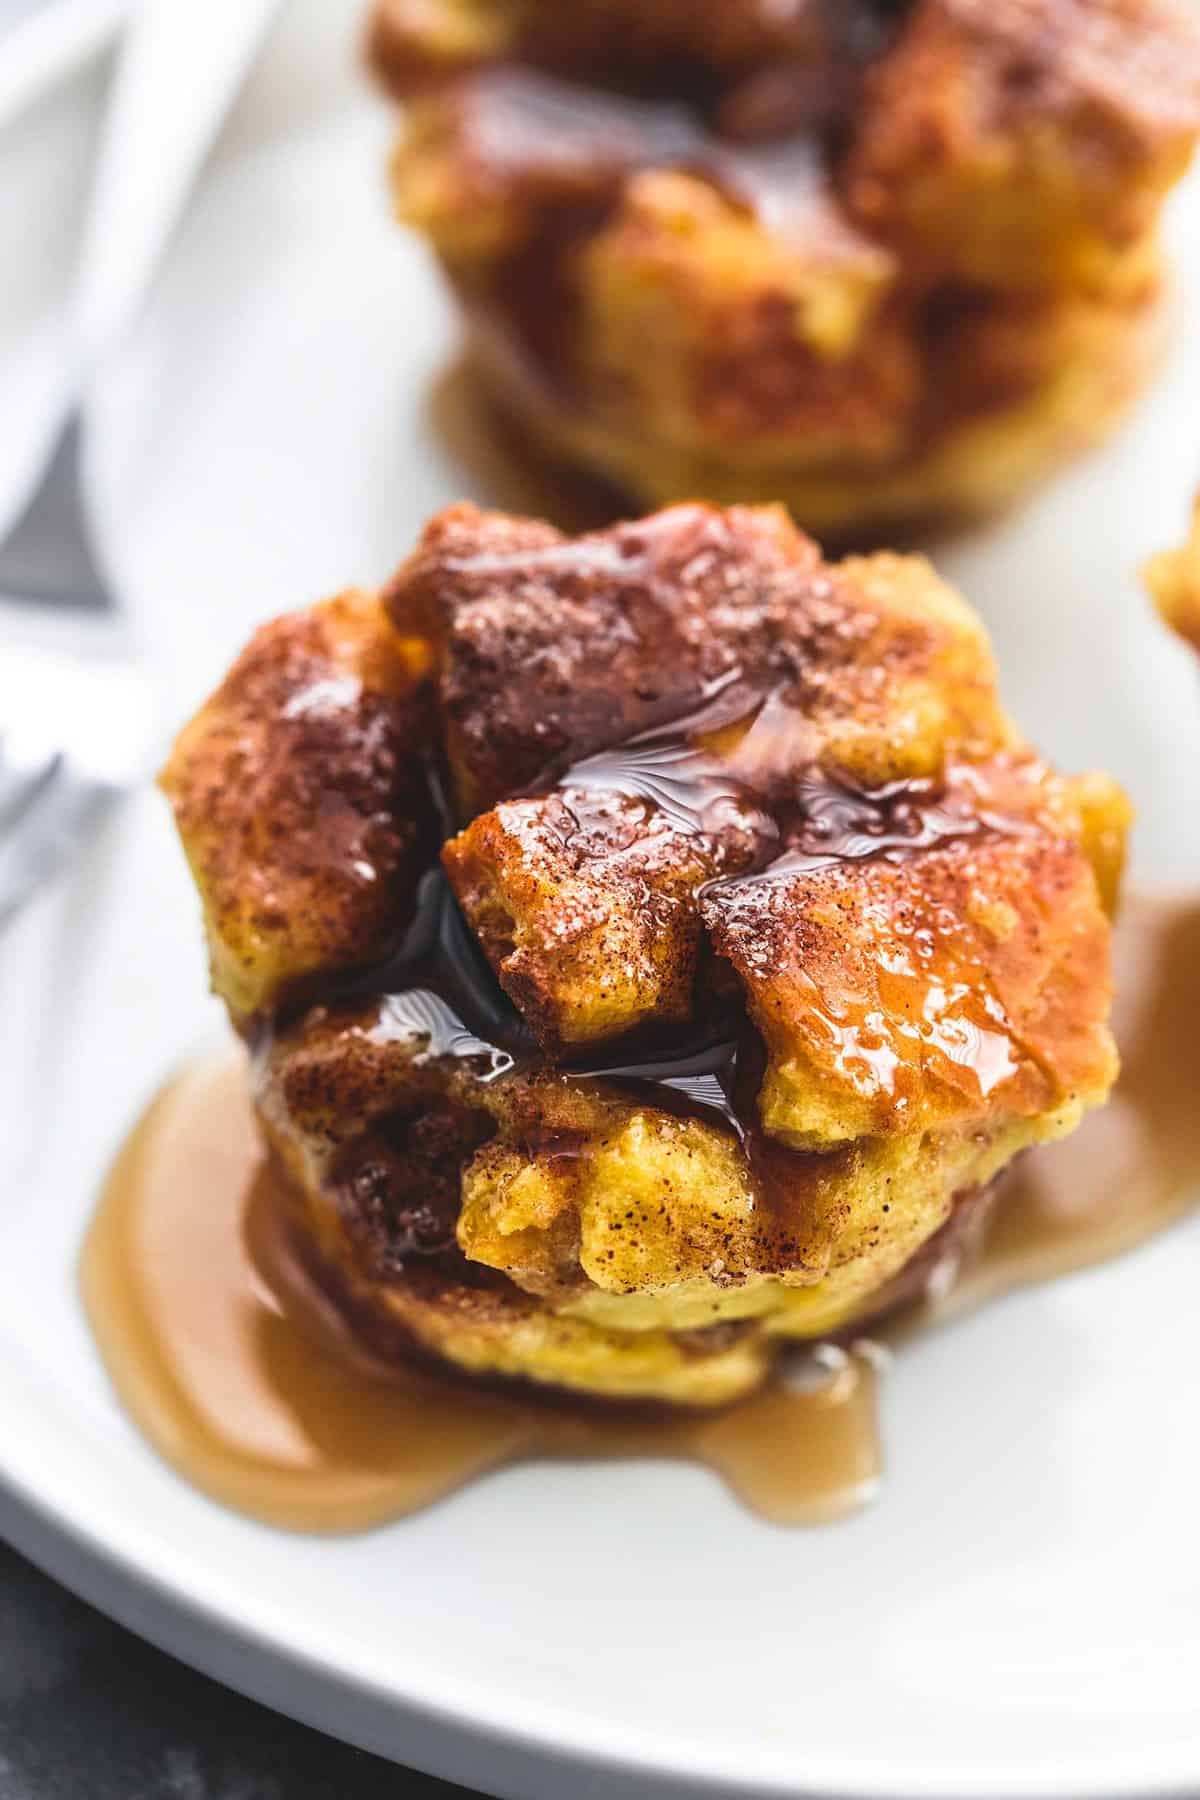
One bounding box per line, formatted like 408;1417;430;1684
0;759;113;929
0;746;64;829
0;625;154;930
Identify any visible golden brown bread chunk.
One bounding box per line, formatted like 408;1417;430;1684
395;503;1026;1049
160;591;435;1021
400;504;1015;1048
441;784;758;1049
845;0;1200;289
373;0;1200;533
255;959;1106;1398
166;502;1128;1404
255;997;774;1400
387;505;1012;813
369;0;879;96
702;763;1120;1150
1144;495;1200;653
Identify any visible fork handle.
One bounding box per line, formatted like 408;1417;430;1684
70;0;281;373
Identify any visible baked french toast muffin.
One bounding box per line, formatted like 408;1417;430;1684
1145;496;1200;652
163;503;1129;1405
369;0;1200;536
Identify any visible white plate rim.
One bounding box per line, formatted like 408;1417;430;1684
1;1294;1199;1800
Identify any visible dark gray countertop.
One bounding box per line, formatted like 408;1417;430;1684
0;1544;473;1799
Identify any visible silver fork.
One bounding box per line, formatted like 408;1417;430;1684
0;0;280;927
0;419;152;928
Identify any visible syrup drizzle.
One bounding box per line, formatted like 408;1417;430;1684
81;895;1200;1536
332;675;1027;1098
456;0;911;236
288;662;1043;1269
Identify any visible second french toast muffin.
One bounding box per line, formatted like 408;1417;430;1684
370;0;1200;536
163;503;1129;1406
1145;495;1200;653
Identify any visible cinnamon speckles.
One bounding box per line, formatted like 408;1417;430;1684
165;500;1128;1403
369;0;903;99
375;0;1200;534
160;591;436;1022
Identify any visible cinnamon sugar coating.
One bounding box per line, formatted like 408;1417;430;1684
161;592;435;1021
372;0;1200;533
164;502;1128;1403
369;0;880;95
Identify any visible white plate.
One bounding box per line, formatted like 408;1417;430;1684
3;3;1200;1795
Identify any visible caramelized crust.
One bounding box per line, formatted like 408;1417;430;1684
415;504;1017;1048
386;502;1011;816
703;766;1121;1150
573;166;912;465
167;501;1127;1404
160;592;435;1020
369;0;876;96
256;993;1054;1396
386;500;822;814
846;0;1200;288
259;1007;771;1402
1144;495;1200;653
373;0;1200;531
442;786;756;1048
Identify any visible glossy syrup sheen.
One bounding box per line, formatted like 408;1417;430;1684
311;710;1032;1236
456;0;908;227
464;68;835;231
81;894;1200;1535
344;669;1033;1090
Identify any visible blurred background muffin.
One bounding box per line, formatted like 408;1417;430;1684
370;0;1200;538
1145;493;1200;652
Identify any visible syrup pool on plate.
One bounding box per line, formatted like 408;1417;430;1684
81;894;1200;1533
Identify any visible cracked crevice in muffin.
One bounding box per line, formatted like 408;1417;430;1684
1145;494;1200;653
368;0;1200;535
163;502;1129;1405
